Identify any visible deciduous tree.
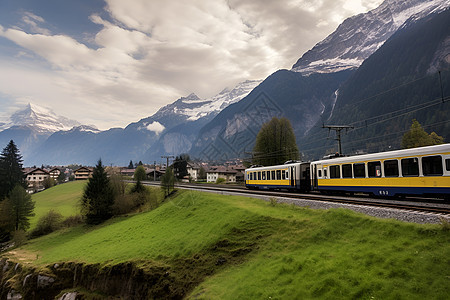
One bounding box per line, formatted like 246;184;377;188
252;117;299;166
402;119;444;149
161;167;175;197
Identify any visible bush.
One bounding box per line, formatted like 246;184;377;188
216;178;226;184
113;194;136;215
61;215;84;228
29;210;63;238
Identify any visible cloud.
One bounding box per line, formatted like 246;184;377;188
146;121;165;135
0;0;383;129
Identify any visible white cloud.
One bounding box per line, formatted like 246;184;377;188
0;0;384;129
146;121;165;135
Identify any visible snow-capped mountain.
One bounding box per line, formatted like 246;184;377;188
143;79;262;129
0;103;82;133
292;0;449;74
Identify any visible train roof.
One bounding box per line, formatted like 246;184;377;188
312;143;450;165
245;161;307;172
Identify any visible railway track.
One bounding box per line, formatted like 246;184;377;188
142;181;450;216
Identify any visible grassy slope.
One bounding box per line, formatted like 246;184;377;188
29;181;85;229
10;186;450;299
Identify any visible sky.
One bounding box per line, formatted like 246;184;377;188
0;0;383;130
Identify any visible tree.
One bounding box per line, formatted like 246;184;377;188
0;140;25;201
128;160;134;169
132;165;147;193
402;119;445;149
134;165;147;181
8;185;35;231
198;167;206;181
81;159;114;224
161;167;175;197
57;171;66;184
252;117;299;166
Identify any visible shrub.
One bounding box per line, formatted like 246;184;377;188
269;197;278;207
61;215;84;228
216;178;226;184
29;210;63;238
113;194;136;215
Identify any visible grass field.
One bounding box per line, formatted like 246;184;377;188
6;184;450;299
29;181;85;229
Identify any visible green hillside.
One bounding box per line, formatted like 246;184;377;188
29;181;85;229
4;188;450;299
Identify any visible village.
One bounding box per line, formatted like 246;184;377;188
23;160;247;193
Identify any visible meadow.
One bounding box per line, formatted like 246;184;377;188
29;180;85;229
6;183;450;299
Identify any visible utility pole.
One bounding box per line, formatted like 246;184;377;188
154;160;156;181
161;155;174;169
322;125;354;155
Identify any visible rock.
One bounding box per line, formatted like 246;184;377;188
58;292;78;300
7;289;22;299
37;275;55;288
23;274;32;287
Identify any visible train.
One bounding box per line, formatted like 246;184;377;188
245;143;450;199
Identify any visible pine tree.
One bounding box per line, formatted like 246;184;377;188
81;159;114;224
8;185;35;231
128;160;134;169
253;117;299;166
0;140;25;201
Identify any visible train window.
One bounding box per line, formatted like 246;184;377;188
267;171;271;180
384;160;399;177
330;165;340;178
276;170;281;180
342;164;352;178
422;156;443;176
271;170;275;180
323;168;327;178
285;170;289;180
318;169;322;178
282;170;286;180
249;173;252;180
368;161;381;177
258;171;261;180
446;159;450;171
262;171;266;180
353;163;365;178
401;158;419;176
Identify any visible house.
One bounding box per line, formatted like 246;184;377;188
74;167;93;180
186;162;201;181
120;168;136;177
25;168;50;190
145;168;165;181
206;166;237;183
48;167;62;181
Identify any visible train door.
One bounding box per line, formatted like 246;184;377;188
290;166;295;188
312;164;318;190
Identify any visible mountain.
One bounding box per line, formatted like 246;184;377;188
19;80;261;166
299;8;450;158
0;103;81;133
189;0;450;162
189;69;353;161
0;103;82;161
292;0;449;75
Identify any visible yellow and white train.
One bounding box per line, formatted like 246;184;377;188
245;143;450;199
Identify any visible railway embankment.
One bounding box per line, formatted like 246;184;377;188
1;189;449;299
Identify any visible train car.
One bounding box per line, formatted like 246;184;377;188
310;143;450;198
245;162;310;192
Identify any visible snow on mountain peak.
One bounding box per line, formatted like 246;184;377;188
292;0;449;75
1;103;81;133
